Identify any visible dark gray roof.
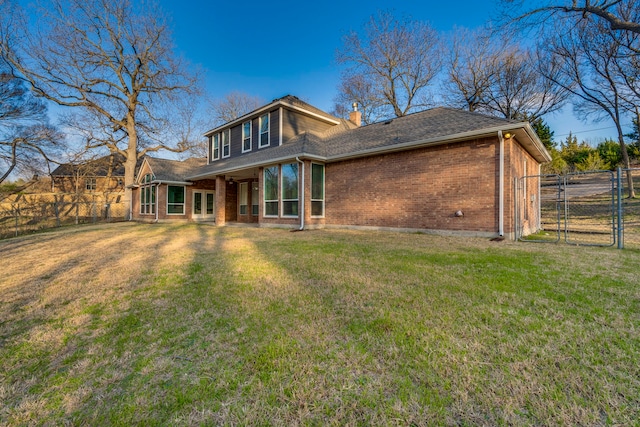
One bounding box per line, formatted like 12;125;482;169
146;157;207;182
51;153;126;177
188;107;534;180
204;94;341;136
321;107;515;158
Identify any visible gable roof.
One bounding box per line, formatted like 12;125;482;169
51;153;126;177
140;157;207;184
188;107;551;180
203;95;342;137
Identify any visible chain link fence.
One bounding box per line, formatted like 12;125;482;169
0;193;127;239
620;168;640;249
516;168;640;249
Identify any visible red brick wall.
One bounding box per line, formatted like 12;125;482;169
325;137;501;233
507;138;540;235
225;181;238;222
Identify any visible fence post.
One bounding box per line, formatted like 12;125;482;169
14;203;19;237
54;195;61;228
617;167;623;249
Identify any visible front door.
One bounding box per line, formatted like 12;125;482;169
192;191;215;220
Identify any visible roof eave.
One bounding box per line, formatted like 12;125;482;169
153;180;194;186
203;100;340;137
325;123;552;164
187;153;327;180
191;122;551;180
513;123;553;163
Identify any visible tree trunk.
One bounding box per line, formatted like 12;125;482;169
123;125;138;220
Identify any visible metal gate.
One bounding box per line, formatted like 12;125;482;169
516;171;616;247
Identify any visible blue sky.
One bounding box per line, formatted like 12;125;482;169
162;0;498;107
156;0;625;144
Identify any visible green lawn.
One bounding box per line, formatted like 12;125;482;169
1;223;638;425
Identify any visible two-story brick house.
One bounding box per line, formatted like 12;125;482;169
131;95;550;238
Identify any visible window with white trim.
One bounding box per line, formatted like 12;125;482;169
139;173;155;215
222;129;230;158
259;114;269;148
311;163;325;217
167;185;185;215
264;166;278;216
211;134;220;161
281;163;298;217
242;121;252;153
239;182;248;215
251;181;259;216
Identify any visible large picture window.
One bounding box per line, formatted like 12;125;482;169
211;134;220;160
239;182;248;215
242;121;252;153
264;166;278;216
222;129;230;158
311;163;325;217
167;185;185;215
259;114;269;148
139;173;156;215
281;163;298;217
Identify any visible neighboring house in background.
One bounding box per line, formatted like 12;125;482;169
51;154;126;194
131;95;551;239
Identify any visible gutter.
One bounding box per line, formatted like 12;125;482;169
190;123;549;182
187;153;325;180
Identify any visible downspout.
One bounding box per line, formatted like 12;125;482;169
498;131;505;237
296;157;304;231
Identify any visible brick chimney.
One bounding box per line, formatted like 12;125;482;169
349;102;362;127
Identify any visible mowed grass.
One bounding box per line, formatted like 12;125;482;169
0;223;639;426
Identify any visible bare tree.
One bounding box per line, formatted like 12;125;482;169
504;0;640;34
443;29;569;121
543;16;638;195
0;70;61;184
183;91;266;158
332;73;388;125
483;45;569;121
441;28;498;113
335;10;442;122
209;91;264;126
0;0;200;217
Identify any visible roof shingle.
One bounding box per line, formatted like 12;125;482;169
188;107;523;179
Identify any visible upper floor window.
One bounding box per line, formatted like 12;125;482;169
222;129;230;158
211;134;220;161
259;114;269;148
242;121;252;153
